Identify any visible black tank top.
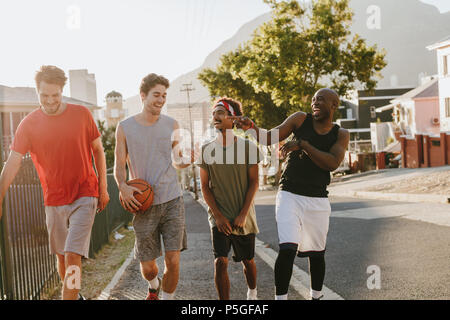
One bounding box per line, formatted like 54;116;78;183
279;113;340;198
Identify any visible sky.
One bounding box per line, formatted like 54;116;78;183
0;0;448;104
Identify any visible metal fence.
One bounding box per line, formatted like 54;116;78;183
0;155;132;300
89;175;133;257
0;155;59;300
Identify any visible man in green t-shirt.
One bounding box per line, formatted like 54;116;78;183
198;98;262;300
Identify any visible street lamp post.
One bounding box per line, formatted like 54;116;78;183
181;83;198;200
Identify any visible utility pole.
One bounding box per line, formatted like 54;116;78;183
180;83;198;200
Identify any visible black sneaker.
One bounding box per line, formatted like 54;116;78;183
78;293;86;300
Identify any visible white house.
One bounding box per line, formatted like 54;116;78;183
427;36;450;132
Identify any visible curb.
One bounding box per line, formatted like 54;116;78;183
97;250;135;300
331;169;387;183
329;190;450;204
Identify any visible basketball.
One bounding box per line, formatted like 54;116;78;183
120;179;154;213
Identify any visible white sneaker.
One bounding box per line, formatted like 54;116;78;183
247;289;258;300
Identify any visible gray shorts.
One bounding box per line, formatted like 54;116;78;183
45;197;97;259
133;196;187;262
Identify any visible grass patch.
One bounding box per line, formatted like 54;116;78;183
82;226;135;299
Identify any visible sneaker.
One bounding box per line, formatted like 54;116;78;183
146;278;161;300
78;293;85;300
311;295;324;300
247;289;258;300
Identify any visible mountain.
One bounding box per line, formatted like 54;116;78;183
166;0;450;105
165;13;271;106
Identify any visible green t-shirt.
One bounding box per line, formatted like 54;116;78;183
198;136;263;235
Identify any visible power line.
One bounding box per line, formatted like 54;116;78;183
184;0;191;40
191;0;199;42
199;0;208;39
204;0;217;39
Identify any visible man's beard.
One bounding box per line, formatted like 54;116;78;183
313;111;330;122
42;103;61;115
146;104;162;115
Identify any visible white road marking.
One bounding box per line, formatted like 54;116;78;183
255;239;344;300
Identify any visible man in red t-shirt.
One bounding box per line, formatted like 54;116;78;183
0;65;110;300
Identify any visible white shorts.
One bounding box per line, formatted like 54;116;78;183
275;191;331;255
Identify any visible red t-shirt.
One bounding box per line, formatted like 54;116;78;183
11;104;101;206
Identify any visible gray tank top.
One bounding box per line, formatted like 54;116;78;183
120;114;182;205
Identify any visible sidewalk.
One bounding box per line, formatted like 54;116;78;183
327;166;450;227
328;166;450;204
104;192;305;300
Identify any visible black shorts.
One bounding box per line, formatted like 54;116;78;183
211;227;256;262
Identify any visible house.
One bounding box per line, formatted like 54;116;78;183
388;77;440;137
394;36;450;169
336;88;412;153
357;87;414;131
123;94;143;118
69;69;100;120
104;91;126;128
370;80;439;167
427;36;450;132
69;69;98;106
0;85;100;153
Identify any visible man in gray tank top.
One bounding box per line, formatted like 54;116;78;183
114;74;193;300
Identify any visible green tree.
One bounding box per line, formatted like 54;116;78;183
199;0;386;127
97;120;116;170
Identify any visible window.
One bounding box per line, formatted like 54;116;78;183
446;98;450;118
432;140;441;147
346;108;353;119
110;108;119;118
407;109;413;125
370;106;376;119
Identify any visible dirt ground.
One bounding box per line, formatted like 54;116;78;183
82;227;135;299
365;169;450;195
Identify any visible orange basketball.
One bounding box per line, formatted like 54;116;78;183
120;179;154;214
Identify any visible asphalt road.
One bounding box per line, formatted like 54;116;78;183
254;191;450;300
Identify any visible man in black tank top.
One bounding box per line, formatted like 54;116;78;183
230;88;350;300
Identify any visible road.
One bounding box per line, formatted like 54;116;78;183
254;190;450;300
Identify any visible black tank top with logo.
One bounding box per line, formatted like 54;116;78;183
279;113;340;198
